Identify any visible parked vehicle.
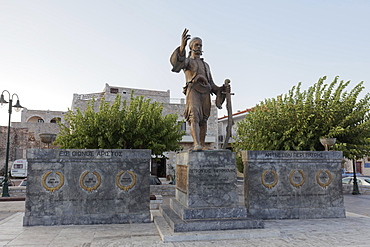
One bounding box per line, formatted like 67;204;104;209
18;178;27;186
342;177;370;186
0;176;15;186
11;159;28;178
342;172;362;178
150;175;162;185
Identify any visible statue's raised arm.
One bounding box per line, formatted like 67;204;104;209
180;28;190;56
170;28;191;73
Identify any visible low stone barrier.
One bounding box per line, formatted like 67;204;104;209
149;195;163;210
23;149;151;226
343;184;370;194
242;150;346;219
0;187;27;198
150;184;175;196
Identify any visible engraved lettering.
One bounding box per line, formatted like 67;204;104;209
59;151;70;156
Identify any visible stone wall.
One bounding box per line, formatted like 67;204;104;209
0;127;29;170
23;149;151;226
242;150;346;219
0;186;26;197
342;184;370;194
12;122;60;143
0;124;56;172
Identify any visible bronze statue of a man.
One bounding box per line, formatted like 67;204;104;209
170;29;229;151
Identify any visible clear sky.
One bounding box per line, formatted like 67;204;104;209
1;0;369;126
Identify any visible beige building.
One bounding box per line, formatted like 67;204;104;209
0;109;65;170
342;158;370;176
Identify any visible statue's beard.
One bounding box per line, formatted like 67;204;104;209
192;49;203;55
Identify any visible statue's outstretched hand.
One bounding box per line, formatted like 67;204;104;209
180;28;191;55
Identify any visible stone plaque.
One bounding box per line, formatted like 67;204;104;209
176;165;188;193
24;149;151;226
243;150;345;219
175;150;238;208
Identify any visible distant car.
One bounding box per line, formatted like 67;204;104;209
150;175;162;185
0;176;14;186
18;178;27;186
342;172;362;178
342;177;370;186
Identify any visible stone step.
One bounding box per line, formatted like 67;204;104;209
160;205;264;232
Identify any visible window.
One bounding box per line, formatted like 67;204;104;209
14;164;23;169
50;117;61;123
38;119;44;123
218;135;224;142
179;122;186;131
110;88;119;94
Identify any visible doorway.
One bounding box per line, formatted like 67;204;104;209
151;158;166;178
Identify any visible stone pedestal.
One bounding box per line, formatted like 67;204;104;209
242;150;345;220
159;150;263;232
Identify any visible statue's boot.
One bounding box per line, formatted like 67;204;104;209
193;144;203;151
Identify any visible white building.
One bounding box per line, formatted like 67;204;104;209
218;109;251;149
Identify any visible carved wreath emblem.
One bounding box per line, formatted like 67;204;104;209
289;170;306;188
316;170;333;188
261;170;278;189
42;171;65;193
79;171;102;192
116;171;136;192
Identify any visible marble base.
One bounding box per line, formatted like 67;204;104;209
160;205;263;232
159;150;264;232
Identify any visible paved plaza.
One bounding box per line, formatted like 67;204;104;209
0;195;369;246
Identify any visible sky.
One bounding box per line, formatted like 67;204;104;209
1;0;370;126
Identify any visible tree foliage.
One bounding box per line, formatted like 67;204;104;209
55;95;185;157
234;76;370;159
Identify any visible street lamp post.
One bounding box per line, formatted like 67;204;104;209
0;90;23;197
352;158;361;195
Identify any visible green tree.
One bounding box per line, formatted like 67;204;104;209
55;95;185;157
234;76;370;160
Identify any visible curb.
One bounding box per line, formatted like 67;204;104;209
0;197;25;202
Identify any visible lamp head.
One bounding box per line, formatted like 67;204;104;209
0;93;8;107
13;99;23;112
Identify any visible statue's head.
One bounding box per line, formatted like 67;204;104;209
189;37;203;57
